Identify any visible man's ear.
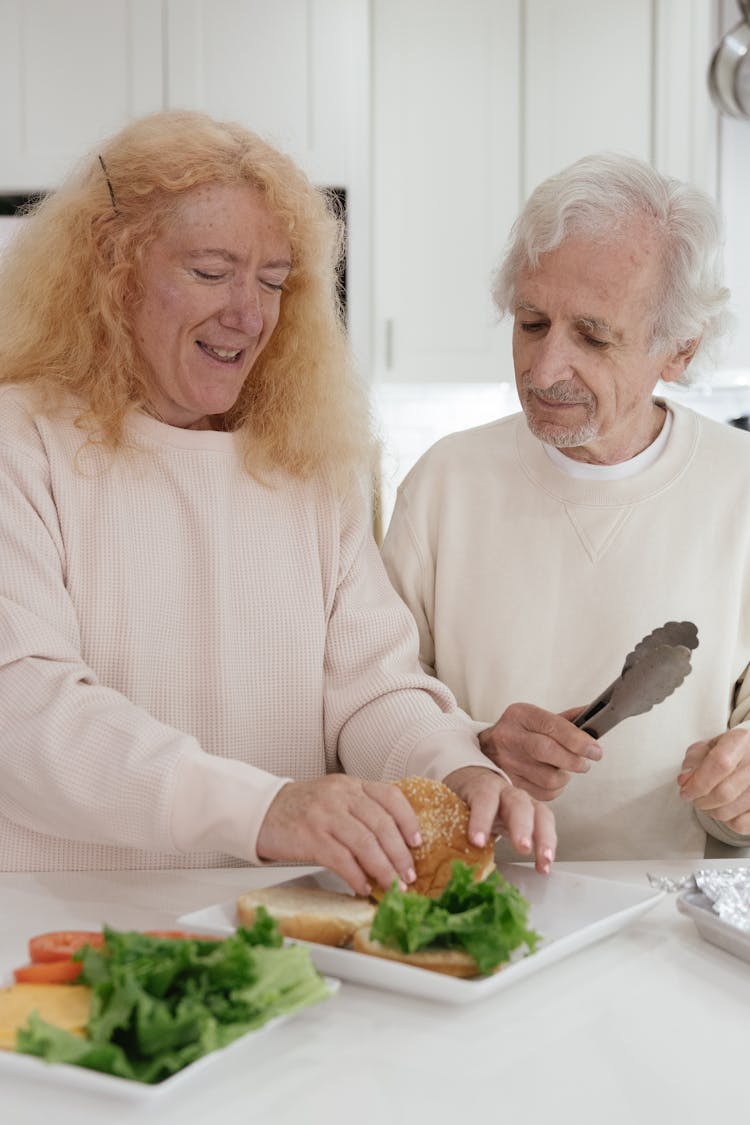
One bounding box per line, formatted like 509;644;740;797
660;338;700;384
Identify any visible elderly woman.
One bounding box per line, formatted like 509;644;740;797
0;110;554;888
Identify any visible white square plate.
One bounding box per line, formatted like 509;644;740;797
0;974;339;1101
178;863;664;1005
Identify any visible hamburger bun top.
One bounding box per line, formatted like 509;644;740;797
393;776;496;898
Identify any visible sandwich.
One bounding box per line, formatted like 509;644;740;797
236;775;493;947
385;775;497;897
353;859;540;977
236;777;539;977
356;778;537;976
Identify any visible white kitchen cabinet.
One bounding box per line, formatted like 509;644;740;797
0;0;163;192
0;0;367;191
372;0;721;385
372;0;521;385
0;0;370;364
164;0;371;364
165;0;368;189
523;0;653;191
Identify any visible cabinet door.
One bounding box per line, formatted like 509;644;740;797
165;0;367;188
372;0;521;384
164;0;371;369
523;0;653;194
0;0;163;192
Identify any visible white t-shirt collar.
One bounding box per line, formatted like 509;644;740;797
543;407;673;480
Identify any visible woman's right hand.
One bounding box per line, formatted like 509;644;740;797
255;776;423;896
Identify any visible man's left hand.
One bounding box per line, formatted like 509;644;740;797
678;729;750;834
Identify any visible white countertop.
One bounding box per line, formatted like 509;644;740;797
2;859;748;1125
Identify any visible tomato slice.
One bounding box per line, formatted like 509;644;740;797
14;959;84;983
25;928;218;972
28;931;104;963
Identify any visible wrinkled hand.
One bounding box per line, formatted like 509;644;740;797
678;729;750;834
477;702;603;801
256;776;422;896
443;765;557;875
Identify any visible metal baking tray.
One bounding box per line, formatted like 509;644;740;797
677;890;750;964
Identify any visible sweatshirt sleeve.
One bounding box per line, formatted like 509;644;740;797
323;485;505;783
380;478;439;678
0;430;286;864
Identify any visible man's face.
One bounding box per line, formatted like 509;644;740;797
512;223;691;463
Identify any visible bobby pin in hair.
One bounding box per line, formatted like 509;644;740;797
98;155;119;214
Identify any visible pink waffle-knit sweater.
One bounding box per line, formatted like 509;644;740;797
0;385;493;871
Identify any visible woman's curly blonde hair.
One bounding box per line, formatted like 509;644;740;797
0;110;374;480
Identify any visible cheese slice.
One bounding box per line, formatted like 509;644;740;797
0;983;91;1050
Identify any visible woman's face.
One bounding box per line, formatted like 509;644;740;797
132;182;292;429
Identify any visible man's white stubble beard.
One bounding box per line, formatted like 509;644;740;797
519;374;598;448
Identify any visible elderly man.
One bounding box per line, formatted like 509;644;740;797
381;152;750;860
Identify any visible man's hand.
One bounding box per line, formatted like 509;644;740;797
256;776;422;896
477;702;603;801
443;765;557;874
678;729;750;834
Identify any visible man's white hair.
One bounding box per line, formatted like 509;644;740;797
492;152;732;381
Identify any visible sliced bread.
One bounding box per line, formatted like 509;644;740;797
237;884;375;947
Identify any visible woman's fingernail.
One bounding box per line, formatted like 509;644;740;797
542;846;554;861
473;831;487;847
412;832;423;847
518;837;531;851
398;880;408;892
587;744;603;761
405;867;416;883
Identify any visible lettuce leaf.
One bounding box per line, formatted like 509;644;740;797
16;909;330;1084
370;861;540;975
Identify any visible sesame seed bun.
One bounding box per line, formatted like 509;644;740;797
388;776;496;899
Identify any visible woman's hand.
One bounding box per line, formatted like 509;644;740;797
478;703;602;801
678;729;750;834
443;764;557;874
255;776;422;896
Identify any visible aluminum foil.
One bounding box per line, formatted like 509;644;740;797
648;867;750;932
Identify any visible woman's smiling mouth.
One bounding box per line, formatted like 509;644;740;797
197;341;244;364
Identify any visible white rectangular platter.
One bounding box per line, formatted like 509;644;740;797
0;976;339;1101
178;863;664;1006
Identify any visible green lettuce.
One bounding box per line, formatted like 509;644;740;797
16;909;330;1084
370;861;541;976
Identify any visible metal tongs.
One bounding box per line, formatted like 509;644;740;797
573;621;699;739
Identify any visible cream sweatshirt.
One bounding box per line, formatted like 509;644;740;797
382;400;750;860
0;385;494;871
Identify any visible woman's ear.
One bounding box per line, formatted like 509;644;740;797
660;338;700;384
